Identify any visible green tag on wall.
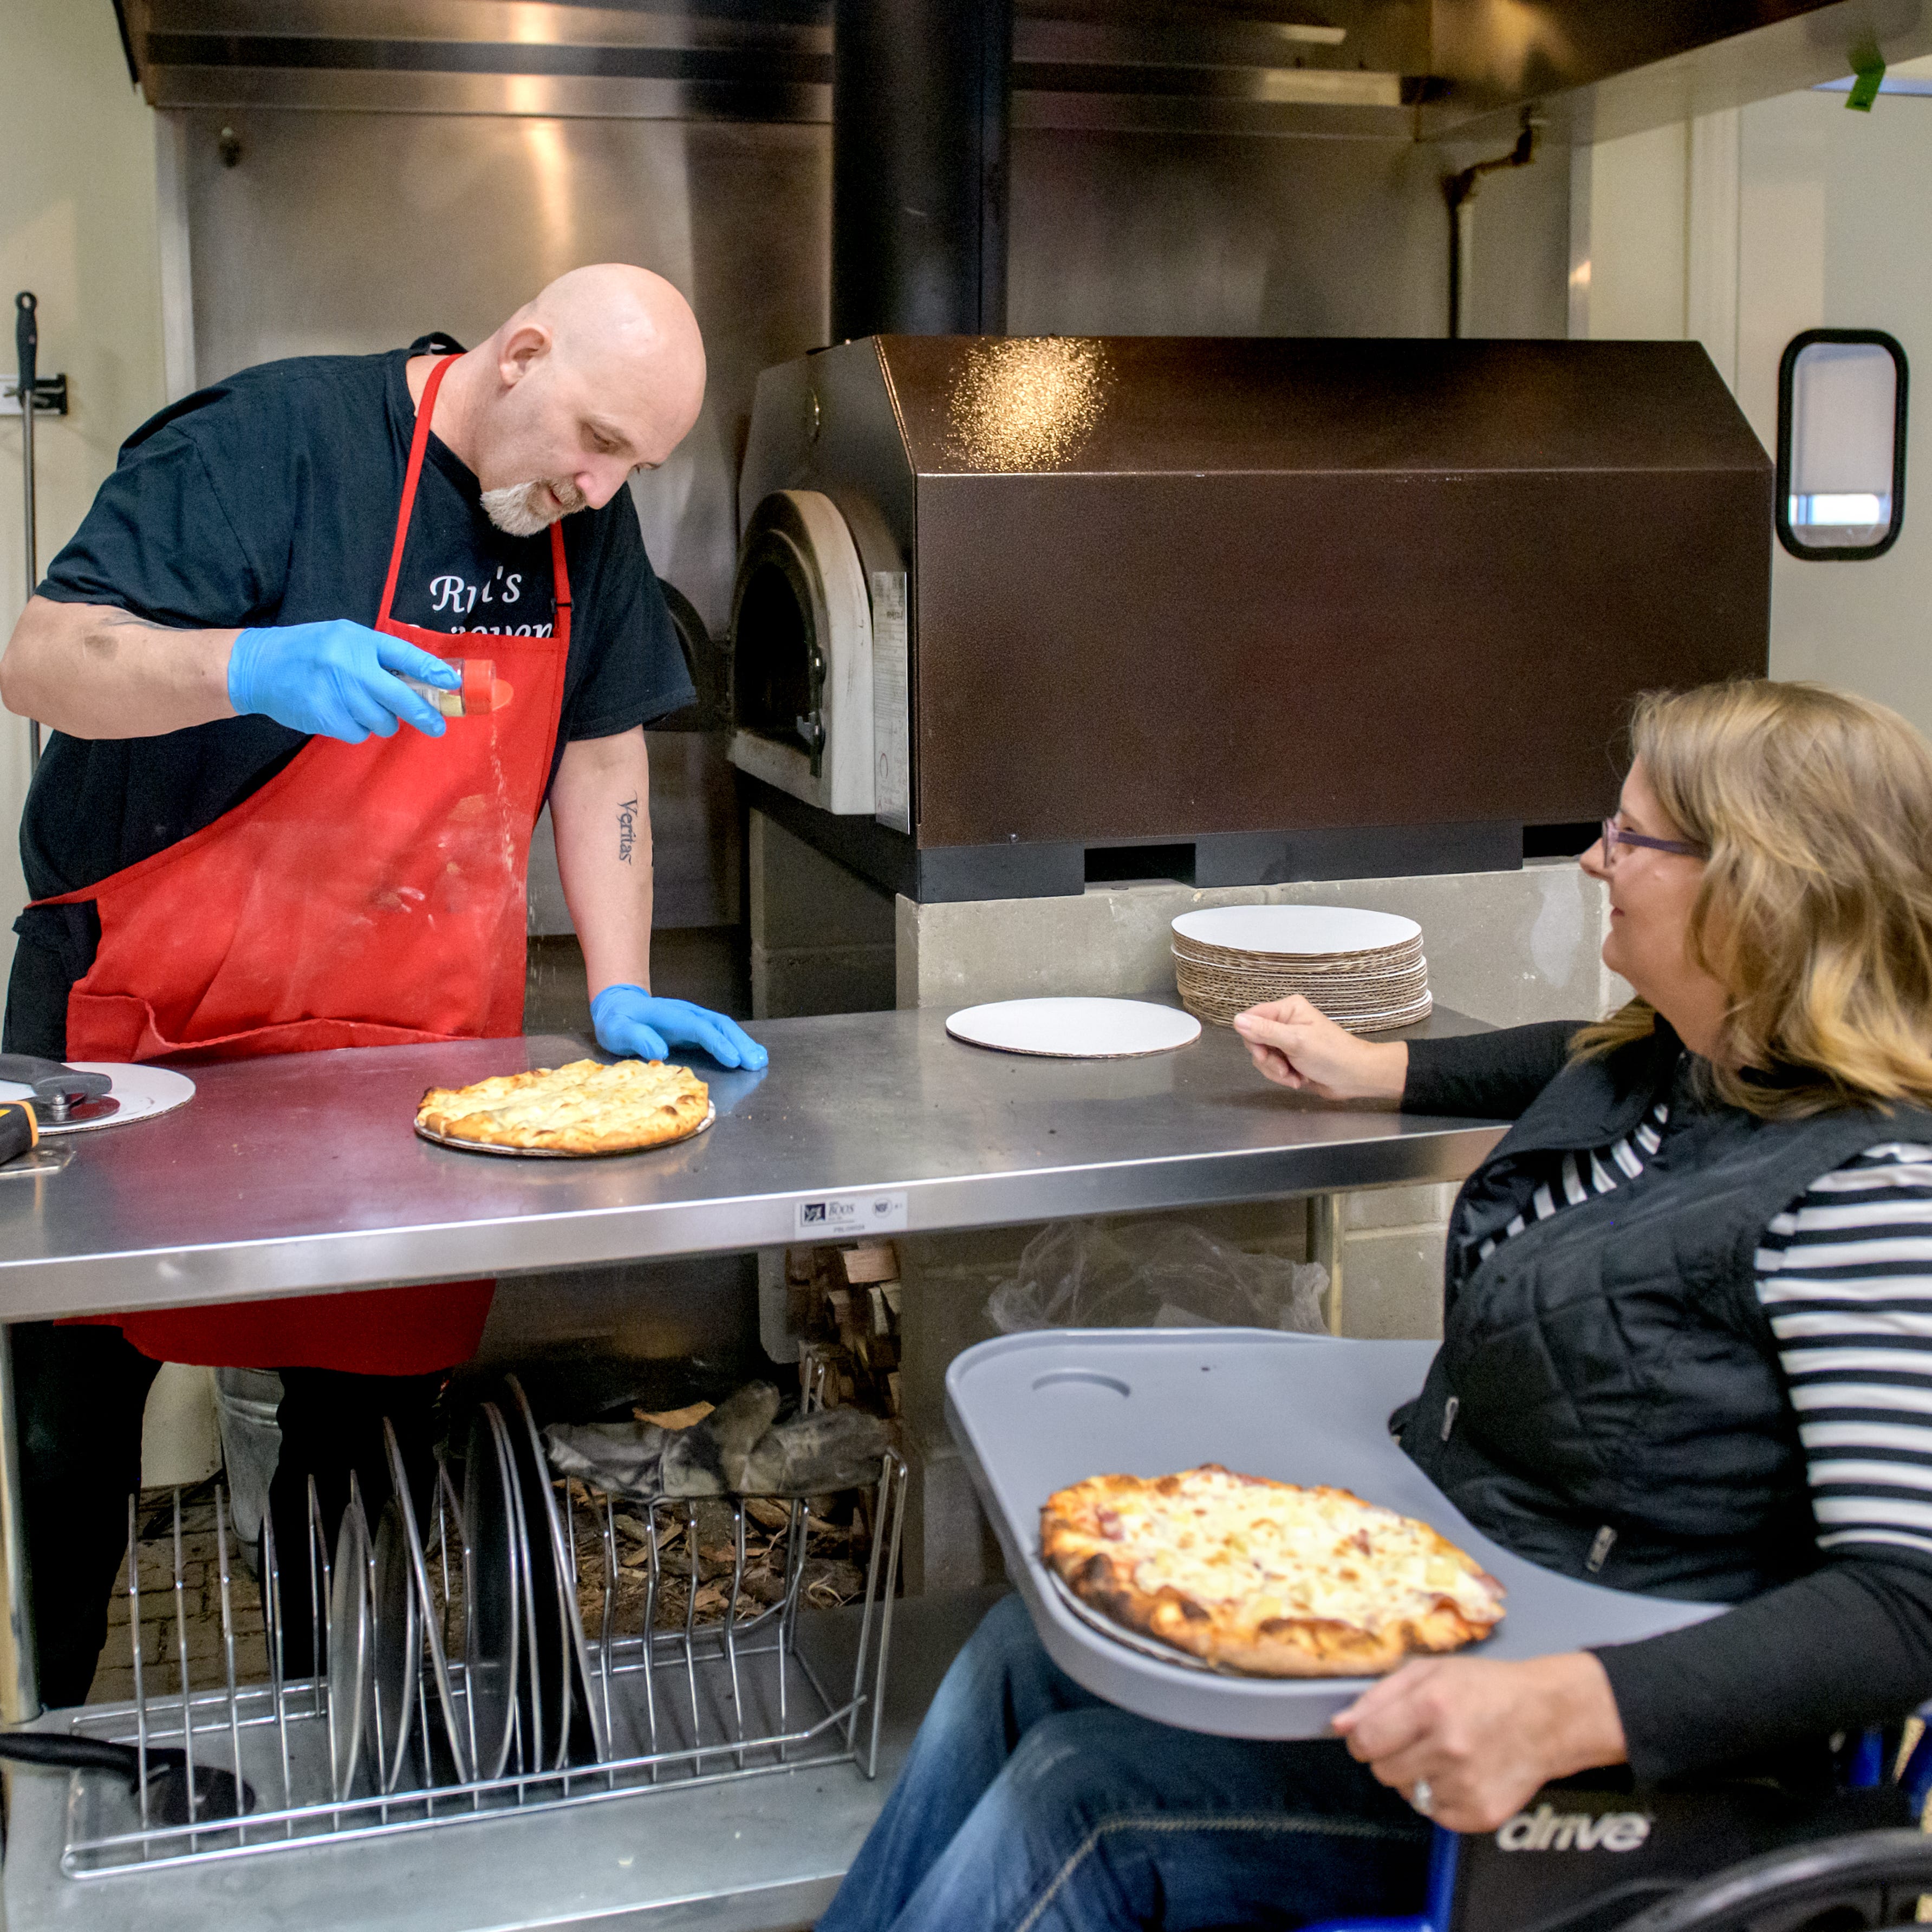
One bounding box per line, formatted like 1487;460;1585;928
1848;44;1887;110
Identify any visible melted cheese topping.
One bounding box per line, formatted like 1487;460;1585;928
1096;1471;1501;1632
419;1058;709;1142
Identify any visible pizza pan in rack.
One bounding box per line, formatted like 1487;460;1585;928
415;1104;715;1157
944;1330;1723;1741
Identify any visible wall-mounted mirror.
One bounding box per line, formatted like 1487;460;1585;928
1777;329;1908;560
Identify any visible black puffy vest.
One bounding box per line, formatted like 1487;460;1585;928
1399;1029;1932;1602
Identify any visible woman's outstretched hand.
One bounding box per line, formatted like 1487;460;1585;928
1232;996;1409;1101
1331;1653;1629;1833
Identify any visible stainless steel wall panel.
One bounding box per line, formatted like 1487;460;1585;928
178;108;828;633
1011;92;1414;139
1010;128;1565;341
142;0;828;50
142;66;830;120
1014;131;1436;339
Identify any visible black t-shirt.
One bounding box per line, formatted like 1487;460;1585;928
23;334;694;902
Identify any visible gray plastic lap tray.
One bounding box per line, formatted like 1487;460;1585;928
944;1330;1722;1739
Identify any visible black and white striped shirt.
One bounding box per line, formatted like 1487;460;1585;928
1476;1099;1671;1261
1486;1118;1932;1564
1757;1143;1932;1564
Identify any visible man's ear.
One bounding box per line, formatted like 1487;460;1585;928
498;321;550;386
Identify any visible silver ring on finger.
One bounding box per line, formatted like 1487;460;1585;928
1410;1778;1434;1818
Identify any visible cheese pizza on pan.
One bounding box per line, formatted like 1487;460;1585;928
417;1057;711;1155
1040;1464;1505;1677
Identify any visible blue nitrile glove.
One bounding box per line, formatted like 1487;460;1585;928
592;984;769;1071
227;621;460;743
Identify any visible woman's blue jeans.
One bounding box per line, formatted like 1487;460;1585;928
819;1595;1430;1932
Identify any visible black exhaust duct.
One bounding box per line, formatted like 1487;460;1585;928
830;0;1011;340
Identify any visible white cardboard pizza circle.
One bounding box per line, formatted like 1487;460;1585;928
946;998;1201;1059
0;1062;197;1135
1171;905;1422;958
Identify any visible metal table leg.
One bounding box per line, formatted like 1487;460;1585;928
0;1322;41;1722
1309;1193;1346;1337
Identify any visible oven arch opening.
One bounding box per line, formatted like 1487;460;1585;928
727;490;877;818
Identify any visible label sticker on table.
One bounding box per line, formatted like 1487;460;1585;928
795;1190;908;1238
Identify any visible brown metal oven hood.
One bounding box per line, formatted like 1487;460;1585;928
734;334;1771;902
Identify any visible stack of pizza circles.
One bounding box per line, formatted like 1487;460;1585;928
1040;1465;1504;1676
1172;906;1430;1035
415;1057;712;1156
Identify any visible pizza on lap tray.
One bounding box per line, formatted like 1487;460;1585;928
416;1057;711;1155
1040;1464;1505;1677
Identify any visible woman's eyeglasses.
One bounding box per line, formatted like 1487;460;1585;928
1598;817;1708;869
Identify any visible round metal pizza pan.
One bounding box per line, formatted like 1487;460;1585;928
370;1496;420;1794
414;1104;715;1159
1044;1567;1220;1674
463;1405;524;1784
328;1493;374;1802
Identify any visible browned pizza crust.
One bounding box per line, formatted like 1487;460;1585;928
1040;1465;1504;1678
417;1057;711;1155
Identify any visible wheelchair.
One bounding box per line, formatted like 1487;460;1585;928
1306;1726;1932;1932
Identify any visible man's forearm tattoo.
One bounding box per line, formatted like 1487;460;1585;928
617;795;638;864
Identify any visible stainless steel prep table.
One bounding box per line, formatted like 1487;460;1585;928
0;1005;1505;1932
0;1007;1503;1322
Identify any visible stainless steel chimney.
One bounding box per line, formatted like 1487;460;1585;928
831;0;1012;340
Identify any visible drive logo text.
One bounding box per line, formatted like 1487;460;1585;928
1495;1804;1653;1853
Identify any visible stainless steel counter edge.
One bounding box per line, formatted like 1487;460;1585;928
0;1126;1504;1321
0;1008;1505;1322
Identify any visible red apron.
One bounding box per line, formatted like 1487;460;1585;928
38;353;570;1372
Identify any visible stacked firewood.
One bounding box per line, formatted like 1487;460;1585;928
788;1239;903;1417
561;1485;869;1634
540;1250;908;1635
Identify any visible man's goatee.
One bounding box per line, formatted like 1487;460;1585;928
481;478;586;536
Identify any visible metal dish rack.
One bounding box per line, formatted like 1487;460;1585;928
53;1377;906;1878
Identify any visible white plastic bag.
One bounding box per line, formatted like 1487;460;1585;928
986;1220;1328;1335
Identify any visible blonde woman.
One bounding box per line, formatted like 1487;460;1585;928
818;680;1932;1932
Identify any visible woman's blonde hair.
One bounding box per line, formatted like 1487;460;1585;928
1572;680;1932;1117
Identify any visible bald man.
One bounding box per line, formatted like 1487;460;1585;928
0;265;764;1703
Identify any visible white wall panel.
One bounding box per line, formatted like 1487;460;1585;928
1747;90;1932;733
0;6;167;1004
